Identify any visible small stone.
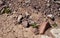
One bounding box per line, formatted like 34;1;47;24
58;8;60;10
47;14;54;18
28;20;35;25
17;15;23;23
46;3;50;7
25;12;30;18
22;21;29;28
47;14;55;21
50;28;60;38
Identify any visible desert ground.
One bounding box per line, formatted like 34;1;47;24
0;0;60;38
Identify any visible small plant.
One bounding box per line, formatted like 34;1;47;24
0;6;11;14
52;23;57;27
31;23;38;28
2;7;11;14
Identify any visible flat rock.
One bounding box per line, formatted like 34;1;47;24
50;28;60;38
39;21;50;34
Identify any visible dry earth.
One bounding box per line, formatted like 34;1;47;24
0;0;60;38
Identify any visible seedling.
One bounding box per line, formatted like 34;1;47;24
2;7;11;14
0;6;11;14
52;23;57;27
31;23;38;28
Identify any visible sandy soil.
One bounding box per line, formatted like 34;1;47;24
0;0;60;38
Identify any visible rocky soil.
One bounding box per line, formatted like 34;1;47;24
0;0;60;38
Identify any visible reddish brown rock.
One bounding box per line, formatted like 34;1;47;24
39;21;51;34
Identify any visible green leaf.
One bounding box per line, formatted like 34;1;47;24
31;23;37;28
3;7;11;14
52;23;57;27
0;6;11;14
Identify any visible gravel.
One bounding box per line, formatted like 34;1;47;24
0;0;60;38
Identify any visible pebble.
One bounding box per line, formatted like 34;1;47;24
47;14;55;21
58;8;60;11
47;14;54;18
46;3;50;7
17;15;23;23
28;20;35;25
25;12;30;18
22;21;29;28
50;28;60;38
